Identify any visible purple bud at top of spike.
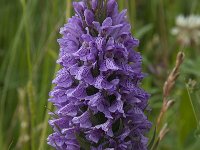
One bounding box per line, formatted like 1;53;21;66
47;0;151;150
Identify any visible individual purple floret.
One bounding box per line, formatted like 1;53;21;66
47;0;151;149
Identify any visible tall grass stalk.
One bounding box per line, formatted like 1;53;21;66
27;81;36;150
21;0;36;149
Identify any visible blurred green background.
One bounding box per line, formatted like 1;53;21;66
0;0;200;149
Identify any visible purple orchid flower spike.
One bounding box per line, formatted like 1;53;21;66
47;0;151;150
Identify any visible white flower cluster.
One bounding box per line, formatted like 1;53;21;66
171;15;200;46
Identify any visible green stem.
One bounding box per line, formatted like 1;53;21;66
128;0;136;33
27;81;36;150
158;0;168;67
186;84;199;128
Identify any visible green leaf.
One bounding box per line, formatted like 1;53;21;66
182;58;200;77
187;138;200;150
76;133;91;150
135;24;153;39
152;139;160;150
148;126;157;150
177;88;196;148
113;118;123;136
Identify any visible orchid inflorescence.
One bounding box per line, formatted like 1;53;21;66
47;0;151;149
